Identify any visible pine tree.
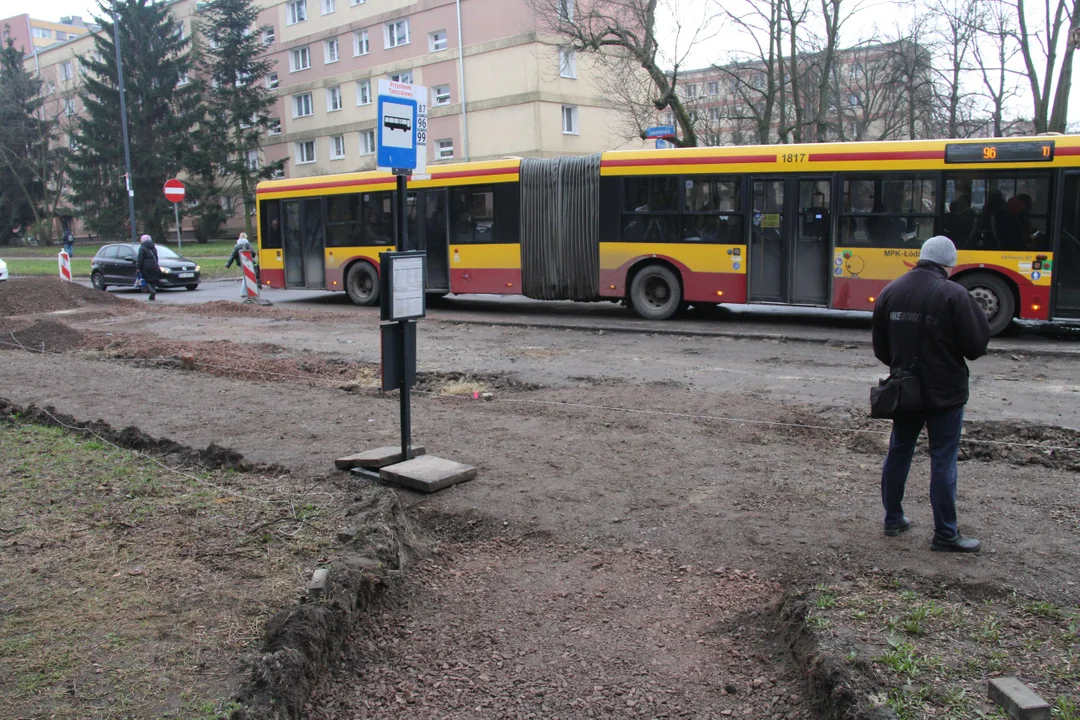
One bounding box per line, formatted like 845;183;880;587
0;35;65;245
193;0;284;241
71;0;200;241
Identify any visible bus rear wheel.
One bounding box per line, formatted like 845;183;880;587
958;272;1015;336
346;262;380;306
629;264;682;320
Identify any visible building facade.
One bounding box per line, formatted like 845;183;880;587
0;14;96;58
23;0;643;236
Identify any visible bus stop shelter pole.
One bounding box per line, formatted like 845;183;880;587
394;171;411;462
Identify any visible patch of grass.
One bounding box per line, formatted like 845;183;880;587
876;637;922;681
1054;696;1080;720
884;685;930;720
1025;601;1065;620
5;258;94;277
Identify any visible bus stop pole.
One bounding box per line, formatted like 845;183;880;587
394;171;411;462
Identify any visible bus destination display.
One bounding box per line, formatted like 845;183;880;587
944;141;1055;164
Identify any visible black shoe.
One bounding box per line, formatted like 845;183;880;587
931;533;981;553
884;517;913;537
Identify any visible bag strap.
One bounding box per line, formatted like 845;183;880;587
908;278;944;371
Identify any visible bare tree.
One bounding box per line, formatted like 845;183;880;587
1011;0;1078;132
529;0;720;146
829;42;907;141
972;0;1025;136
930;0;981;137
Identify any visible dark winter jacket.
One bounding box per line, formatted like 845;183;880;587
871;262;990;410
136;239;161;283
226;240;255;269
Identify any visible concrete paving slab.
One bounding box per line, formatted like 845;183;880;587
335;445;426;470
379;455;477;493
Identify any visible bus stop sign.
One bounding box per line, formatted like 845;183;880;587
377;80;428;173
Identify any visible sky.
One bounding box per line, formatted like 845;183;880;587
0;0;101;23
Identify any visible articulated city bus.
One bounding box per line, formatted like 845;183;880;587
255;136;1080;335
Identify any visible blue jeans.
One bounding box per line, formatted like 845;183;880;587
63;242;73;257
880;406;964;539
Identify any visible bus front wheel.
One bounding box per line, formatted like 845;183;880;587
958;272;1015;336
629;264;682;320
346;262;380;306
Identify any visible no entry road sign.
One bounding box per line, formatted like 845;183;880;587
163;178;185;203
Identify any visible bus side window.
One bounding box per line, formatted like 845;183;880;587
260;200;282;249
450;186;497;243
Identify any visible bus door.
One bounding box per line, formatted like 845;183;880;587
282;199;326;289
1055;173;1080;318
748;177;832;305
406;189;450;292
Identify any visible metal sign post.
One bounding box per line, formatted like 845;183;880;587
163;178;185;252
377;80;428;463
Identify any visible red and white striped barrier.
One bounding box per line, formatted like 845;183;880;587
240;250;259;301
58;251;71;282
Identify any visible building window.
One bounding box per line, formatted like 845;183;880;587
360;129;375;155
45;81;56;94
354;29;369;55
32;27;52;39
326;85;343;111
296;140;316;164
429;30;447;52
290;47;311;72
246;150;260;170
60;61;74;80
268;118;282;135
385;19;409;48
64;98;76;116
271;167;285;179
557;0;574;21
263;27;275;45
331;135;345;159
322;0;335;14
849;93;860;106
436;139;454;160
177;71;189;87
390;71;412;84
266;72;279;89
559;48;576;79
56;31;68;41
325;38;339;63
707;81;719;95
356;79;371;105
685;84;697;98
562;105;578;135
287;0;307;25
293;93;313;117
351;0;365;4
433;84;451;105
709;107;721;121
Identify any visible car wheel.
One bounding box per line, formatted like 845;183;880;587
958;272;1015;336
91;271;107;292
186;284;198;291
629;264;682;320
346;262;380;306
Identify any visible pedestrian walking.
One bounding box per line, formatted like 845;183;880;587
226;232;257;298
136;234;160;301
62;228;74;257
871;236;990;552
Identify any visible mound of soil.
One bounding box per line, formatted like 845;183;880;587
1;319;86;353
0;277;127;317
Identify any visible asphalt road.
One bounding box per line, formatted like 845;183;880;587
84;278;1080;355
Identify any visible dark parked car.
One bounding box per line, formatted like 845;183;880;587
90;243;201;292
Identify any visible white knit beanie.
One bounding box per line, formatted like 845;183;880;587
919;235;957;268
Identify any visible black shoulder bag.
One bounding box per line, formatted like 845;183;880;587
870;280;943;419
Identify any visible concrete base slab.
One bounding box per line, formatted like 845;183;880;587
335;445;426;470
379;455;477;493
988;677;1051;720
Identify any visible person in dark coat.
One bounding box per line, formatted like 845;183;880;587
136;234;161;301
871;236;990;553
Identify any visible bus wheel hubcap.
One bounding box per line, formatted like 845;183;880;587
644;277;670;309
969;287;998;318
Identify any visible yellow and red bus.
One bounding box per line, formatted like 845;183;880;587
255;136;1080;335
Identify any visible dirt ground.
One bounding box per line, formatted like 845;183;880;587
1;279;1078;717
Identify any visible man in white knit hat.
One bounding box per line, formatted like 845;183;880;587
871;235;990;552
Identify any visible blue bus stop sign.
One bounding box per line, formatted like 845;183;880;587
377;80;427;173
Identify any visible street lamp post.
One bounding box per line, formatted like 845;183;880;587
112;2;137;242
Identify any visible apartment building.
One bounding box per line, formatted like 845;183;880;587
27;0;640;191
0;14;96;58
